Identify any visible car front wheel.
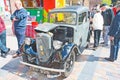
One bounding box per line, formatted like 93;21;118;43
62;50;75;78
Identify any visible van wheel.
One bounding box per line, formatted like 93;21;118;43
62;50;75;78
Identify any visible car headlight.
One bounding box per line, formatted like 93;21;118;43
24;37;31;45
53;40;63;50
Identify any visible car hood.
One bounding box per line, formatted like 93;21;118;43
35;23;58;32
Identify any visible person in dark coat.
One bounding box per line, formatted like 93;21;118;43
10;0;27;58
105;1;120;62
100;4;114;46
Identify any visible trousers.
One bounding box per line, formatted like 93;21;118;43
103;26;110;46
109;38;120;60
0;30;9;53
15;28;26;54
94;30;101;47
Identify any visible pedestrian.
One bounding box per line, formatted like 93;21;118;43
10;0;27;58
92;8;104;50
105;1;120;62
112;6;117;16
86;9;95;48
0;16;10;58
100;4;114;46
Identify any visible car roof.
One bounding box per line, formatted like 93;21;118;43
49;5;89;13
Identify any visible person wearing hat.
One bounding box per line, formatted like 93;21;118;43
100;3;114;47
105;1;120;62
92;8;104;50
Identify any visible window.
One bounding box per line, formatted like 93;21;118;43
49;12;77;25
78;12;87;25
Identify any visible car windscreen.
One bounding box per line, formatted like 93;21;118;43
49;12;77;25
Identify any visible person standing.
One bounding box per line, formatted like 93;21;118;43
92;8;104;50
86;8;96;48
105;1;120;62
112;6;117;16
0;16;10;58
100;4;114;46
10;0;27;58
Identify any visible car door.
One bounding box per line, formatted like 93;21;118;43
77;11;89;47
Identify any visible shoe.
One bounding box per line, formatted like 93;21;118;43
4;48;10;54
92;46;97;50
1;53;6;58
12;53;23;58
1;48;10;58
104;58;114;62
86;44;89;48
100;42;104;44
102;44;108;47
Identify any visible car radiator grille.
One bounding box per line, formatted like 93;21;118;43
36;33;52;62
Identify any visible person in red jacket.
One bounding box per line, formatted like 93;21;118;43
112;6;117;16
0;16;10;58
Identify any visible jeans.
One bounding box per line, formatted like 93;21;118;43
109;38;120;60
87;27;92;42
103;26;110;45
15;28;26;54
0;30;9;53
94;30;101;47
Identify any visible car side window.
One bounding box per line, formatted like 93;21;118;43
78;12;87;25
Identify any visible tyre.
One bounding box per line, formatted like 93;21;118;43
22;53;28;62
62;49;75;78
21;43;29;62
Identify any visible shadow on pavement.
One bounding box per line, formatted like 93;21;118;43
1;55;64;80
1;57;29;78
76;54;107;62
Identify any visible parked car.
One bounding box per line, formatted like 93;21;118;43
20;5;89;78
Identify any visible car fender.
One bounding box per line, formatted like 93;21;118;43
21;39;37;55
61;43;75;61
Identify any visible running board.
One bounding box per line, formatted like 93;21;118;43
20;61;65;72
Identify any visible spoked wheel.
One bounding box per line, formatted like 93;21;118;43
62;50;75;78
22;53;28;62
21;43;29;62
